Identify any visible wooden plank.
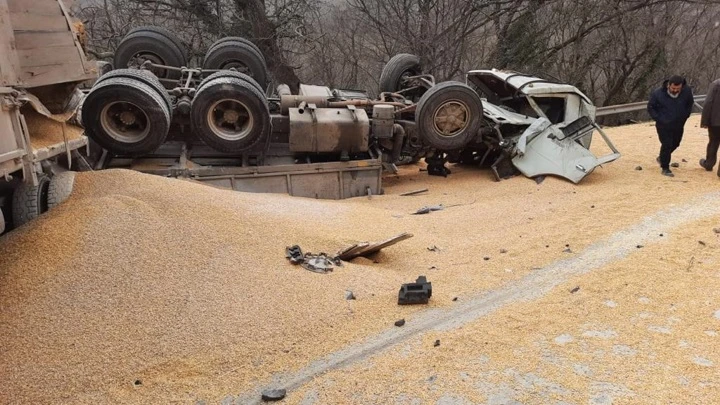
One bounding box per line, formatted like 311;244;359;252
14;31;74;50
10;12;68;32
0;1;22;85
17;45;83;67
18;63;96;88
7;0;63;16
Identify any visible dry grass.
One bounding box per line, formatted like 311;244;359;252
1;115;719;404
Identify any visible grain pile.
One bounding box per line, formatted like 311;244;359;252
1;115;719;403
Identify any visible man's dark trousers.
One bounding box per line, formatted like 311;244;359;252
703;126;720;171
657;123;684;170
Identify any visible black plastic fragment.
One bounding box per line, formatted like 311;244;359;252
398;276;432;305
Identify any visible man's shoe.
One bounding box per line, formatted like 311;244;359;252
700;159;712;171
662;169;674;177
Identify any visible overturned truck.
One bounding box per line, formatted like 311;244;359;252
82;29;620;200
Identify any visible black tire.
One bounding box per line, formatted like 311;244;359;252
95;69;172;114
207;36;265;64
82;76;171;156
191;76;270;153
203;40;268;91
48;172;77;209
379;53;422;93
12;175;50;227
113;26;187;83
198;70;264;97
416;81;483;151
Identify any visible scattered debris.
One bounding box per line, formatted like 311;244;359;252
398;276;432;305
412;205;445;215
570;286;580;294
635;166;643;171
394;319;405;327
427;245;440;252
452;297;458;302
428;265;437;270
535;175;546;184
682;158;688;162
500;248;508;254
261;388;287;402
302;254;336;274
687;256;696;272
433;339;441;347
336;232;413;261
714;227;720;234
660;233;664;237
400;188;429;196
563;248;573;253
591;205;595;208
699;240;706;246
285;245;340;274
671;162;680;168
412;200;476;215
285;245;304;264
133;379;142;386
345;290;356;300
636;244;644;249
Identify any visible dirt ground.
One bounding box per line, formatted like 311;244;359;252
1;115;719;404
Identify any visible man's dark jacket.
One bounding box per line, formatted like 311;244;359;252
647;79;694;127
701;79;720;127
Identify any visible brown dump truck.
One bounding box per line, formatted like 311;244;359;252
0;0;96;234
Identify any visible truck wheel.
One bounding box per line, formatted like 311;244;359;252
12;175;50;227
48;172;77;209
207;36;265;64
191;76;270;153
198;70;265;97
95;69;172;114
379;54;422;93
82;76;171;156
416;81;483;151
113;26;186;84
203;39;268;91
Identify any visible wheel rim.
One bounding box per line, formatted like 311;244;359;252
432;100;470;137
207;99;254;141
132;52;168;77
100;101;151;143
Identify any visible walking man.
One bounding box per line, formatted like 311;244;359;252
699;78;720;175
647;75;694;177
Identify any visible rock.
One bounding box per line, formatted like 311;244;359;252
134;379;142;386
395;319;406;327
636;244;643;248
483;256;490;261
713;228;720;234
563;248;573;253
591;205;595;208
261;388;287;401
535;175;546;184
635;166;643;171
570;286;580;294
452;297;458;301
671;162;680;168
345;290;356;300
433;339;441;347
699;240;706;246
500;249;508;254
660;233;664;237
682;158;688;162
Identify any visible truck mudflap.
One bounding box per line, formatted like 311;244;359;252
512;116;620;184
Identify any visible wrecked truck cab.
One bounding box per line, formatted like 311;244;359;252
463;69;620;183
